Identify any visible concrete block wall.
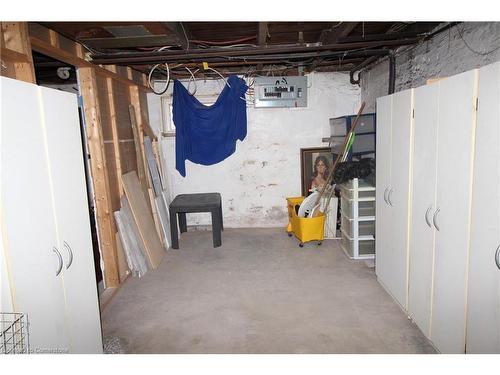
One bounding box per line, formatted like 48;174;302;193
361;22;500;111
147;72;360;228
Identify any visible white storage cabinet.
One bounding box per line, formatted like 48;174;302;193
1;76;103;353
408;69;478;353
375;88;414;310
466;61;500;354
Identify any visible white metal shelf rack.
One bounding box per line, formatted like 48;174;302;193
339;178;376;259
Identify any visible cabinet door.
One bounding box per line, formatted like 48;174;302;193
39;86;103;353
408;83;439;337
431;69;478;353
386;89;414;310
375;95;393;293
0;77;69;353
466;61;500;353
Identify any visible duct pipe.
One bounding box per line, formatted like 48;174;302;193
388;52;396;94
349;54;388;85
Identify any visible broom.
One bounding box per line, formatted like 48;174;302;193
311;102;366;217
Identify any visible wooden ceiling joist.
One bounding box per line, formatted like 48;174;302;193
35;21;442;75
90;38;419;65
320;22;360;44
162;22;191;49
78;35;183;49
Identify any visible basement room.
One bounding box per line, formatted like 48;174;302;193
1;4;499;370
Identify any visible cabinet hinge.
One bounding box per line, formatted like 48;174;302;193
475;97;479;111
412;109;415;118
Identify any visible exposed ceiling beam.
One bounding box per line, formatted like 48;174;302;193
78;35;183;49
340;22;360;38
320;22;360;44
91;38;419;65
162;22;191;50
33;61;71;67
256;22;268;71
96;49;392;66
337;31;426;44
258;22;268;45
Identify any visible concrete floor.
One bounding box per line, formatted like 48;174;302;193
101;228;436;354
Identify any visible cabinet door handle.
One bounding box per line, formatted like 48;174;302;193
53;247;63;276
425;206;433;228
63;241;74;270
433;208;441;231
383;187;389;205
388;188;394;206
495;244;500;270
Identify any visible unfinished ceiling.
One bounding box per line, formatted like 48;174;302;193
37;21;450;81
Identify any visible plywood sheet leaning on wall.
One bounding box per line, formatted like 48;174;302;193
148;187;164;244
114;202;148;278
156;192;172;249
115;232;130;283
128;104;147;189
144;136;163;196
121;171;165;269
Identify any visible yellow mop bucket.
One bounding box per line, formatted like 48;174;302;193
286;196;326;247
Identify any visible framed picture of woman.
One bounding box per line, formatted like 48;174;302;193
300;147;333;197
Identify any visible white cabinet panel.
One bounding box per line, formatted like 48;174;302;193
1;77;69;353
431;69;478;353
466;61;500;353
375;95;393;296
408;83;440;337
388;89;414;309
375;90;413;311
39;87;102;353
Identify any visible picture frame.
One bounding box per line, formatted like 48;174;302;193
300;147;333;197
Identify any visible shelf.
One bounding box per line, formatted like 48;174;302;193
339;177;376;259
340;210;375;222
340;227;375;241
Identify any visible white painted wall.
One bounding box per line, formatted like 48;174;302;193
147;72;360;228
361;22;500;111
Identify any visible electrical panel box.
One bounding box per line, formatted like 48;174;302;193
254;76;307;108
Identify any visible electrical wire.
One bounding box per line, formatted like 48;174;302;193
204;67;231;88
191;35;257;46
185;67;199;95
148;63;170;95
218;44;258;49
180;22;190;50
137;45;178;51
456;24;500;56
169;65;254;105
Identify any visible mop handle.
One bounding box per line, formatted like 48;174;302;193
314;102;366;206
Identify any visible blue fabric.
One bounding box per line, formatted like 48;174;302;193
173;75;248;177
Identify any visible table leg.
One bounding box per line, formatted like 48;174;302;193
178;212;187;233
211;209;222;248
219;199;224;231
169;210;179;249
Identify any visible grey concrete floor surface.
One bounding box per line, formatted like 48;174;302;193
101;228;436;354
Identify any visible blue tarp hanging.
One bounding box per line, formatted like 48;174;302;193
173;75;248;177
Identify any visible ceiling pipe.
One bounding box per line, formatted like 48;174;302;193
338;31;426;44
388;52;396;94
423;22;460;41
90;38;421;65
349;53;388;85
96;49;392;66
